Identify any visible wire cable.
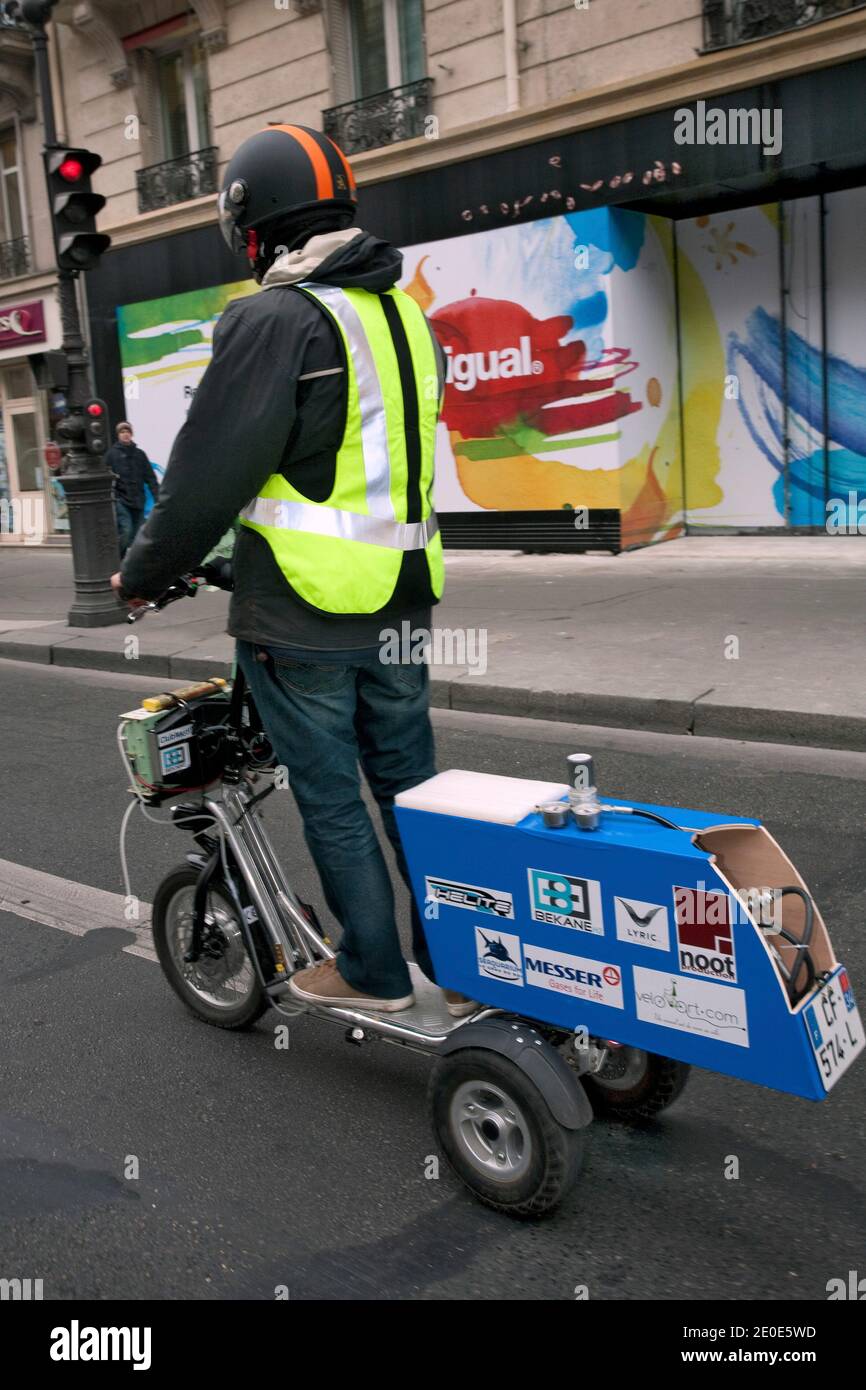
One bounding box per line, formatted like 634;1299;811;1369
600;803;696;832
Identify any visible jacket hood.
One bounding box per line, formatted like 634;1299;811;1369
261;227;403;293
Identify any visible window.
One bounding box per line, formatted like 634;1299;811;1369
348;0;425;97
323;0;430;153
4;365;31;399
0;131;25;245
156;38;211;160
11;410;40;493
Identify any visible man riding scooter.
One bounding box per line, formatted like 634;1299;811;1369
113;123;476;1018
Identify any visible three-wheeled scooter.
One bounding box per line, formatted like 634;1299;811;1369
117;569;865;1218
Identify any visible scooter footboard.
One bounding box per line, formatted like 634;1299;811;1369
394;770;864;1101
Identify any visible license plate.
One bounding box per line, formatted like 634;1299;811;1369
803;967;865;1092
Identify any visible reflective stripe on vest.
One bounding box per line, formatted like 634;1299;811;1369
304;284;395;520
240;280;443;614
241;497;439;550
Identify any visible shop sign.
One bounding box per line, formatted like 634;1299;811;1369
0;301;47;350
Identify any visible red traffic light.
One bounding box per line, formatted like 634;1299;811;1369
59;157;85;183
83;398;109;453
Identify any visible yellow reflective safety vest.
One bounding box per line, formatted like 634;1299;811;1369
240;281;444;615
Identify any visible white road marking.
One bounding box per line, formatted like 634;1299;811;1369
0;858;156;962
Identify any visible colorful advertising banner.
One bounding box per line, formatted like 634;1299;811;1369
119;197;866;539
400;208;682;545
117;279;258;509
677;189;866;529
117;209;683;545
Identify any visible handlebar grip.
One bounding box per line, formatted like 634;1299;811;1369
141;677;228;712
198;558;234;591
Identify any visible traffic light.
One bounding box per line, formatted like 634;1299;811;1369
1;2;60;26
83;399;109;455
20;1;59;21
44;147;111;271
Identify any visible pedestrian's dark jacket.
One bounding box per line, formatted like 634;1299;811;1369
120;228;446;650
107;441;160;510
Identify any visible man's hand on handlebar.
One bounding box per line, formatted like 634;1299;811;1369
111;572;148;609
112;560;234;622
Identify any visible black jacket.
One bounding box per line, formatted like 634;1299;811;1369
107;442;160;510
120;229;446;649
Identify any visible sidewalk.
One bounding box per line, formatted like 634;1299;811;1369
2;537;865;750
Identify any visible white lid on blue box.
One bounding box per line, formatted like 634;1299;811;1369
395;770;570;826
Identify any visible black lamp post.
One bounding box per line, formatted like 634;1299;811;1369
8;0;124;626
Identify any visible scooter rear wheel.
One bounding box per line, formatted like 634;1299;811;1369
429;1049;584;1219
152;866;268;1030
582;1047;690;1122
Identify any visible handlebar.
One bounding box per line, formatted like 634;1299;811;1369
126;558;234;623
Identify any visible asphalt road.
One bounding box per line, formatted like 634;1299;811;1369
1;656;865;1301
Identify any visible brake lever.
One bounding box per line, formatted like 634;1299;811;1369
125;575;200;623
126;602;157;624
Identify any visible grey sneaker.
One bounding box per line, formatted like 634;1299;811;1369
443;989;479;1018
289;958;415;1012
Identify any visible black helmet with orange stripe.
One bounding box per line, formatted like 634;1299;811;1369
218;124;358;276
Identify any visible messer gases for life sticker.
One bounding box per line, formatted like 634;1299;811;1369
523;944;624;1007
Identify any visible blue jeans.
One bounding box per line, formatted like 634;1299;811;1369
236;639;438;999
116;501;144;558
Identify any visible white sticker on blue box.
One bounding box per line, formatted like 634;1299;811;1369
527;867;604;935
633;965;749;1047
475;927;523;985
614;896;670;951
523;943;624;1008
425;876;514;919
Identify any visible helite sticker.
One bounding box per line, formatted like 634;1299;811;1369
425;876;514;919
527;868;604;935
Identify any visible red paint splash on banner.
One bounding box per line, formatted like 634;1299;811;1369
430;296;641;439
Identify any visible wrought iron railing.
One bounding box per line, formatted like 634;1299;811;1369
136;147;218;213
703;0;863;49
0;235;31;279
323;78;433;155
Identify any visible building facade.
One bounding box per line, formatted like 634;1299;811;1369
2;1;866;548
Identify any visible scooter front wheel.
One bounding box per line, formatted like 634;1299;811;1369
151;866;268;1030
429;1049;584;1219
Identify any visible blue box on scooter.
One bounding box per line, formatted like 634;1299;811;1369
394;771;844;1101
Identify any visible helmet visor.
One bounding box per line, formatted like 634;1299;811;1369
218;186;248;255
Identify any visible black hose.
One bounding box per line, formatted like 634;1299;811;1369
610;809;818;1005
772;886;816;1005
626;808;684;831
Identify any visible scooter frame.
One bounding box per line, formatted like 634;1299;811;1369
182;770;598;1098
121;578;684;1215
